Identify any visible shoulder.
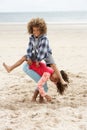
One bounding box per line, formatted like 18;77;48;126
29;35;34;40
40;35;48;41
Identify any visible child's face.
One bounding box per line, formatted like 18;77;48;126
50;73;59;84
33;27;41;38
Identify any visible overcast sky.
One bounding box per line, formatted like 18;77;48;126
0;0;87;12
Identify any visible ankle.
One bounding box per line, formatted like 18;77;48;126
39;95;45;103
31;97;37;102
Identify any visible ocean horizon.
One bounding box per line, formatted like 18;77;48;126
0;11;87;24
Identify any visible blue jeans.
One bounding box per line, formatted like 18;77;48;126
23;63;48;92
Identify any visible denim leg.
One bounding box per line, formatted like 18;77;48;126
23;63;48;92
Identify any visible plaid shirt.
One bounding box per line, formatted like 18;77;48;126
26;35;52;62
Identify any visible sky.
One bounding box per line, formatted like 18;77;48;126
0;0;87;12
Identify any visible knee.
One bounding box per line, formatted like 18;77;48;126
50;64;56;69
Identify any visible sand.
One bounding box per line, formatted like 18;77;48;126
0;23;87;130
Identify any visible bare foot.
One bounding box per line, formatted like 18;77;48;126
39;95;45;103
45;95;52;102
61;81;68;86
31;98;37;102
3;62;11;73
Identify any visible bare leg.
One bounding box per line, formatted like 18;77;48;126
31;89;39;102
39;95;45;103
31;90;46;103
50;64;67;85
3;56;26;73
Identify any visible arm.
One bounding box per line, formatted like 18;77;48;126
36;38;52;61
38;72;50;97
38;72;52;102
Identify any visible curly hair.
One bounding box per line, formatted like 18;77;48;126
56;70;69;95
27;18;47;35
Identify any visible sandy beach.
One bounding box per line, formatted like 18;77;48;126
0;23;87;130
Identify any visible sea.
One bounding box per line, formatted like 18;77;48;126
0;11;87;24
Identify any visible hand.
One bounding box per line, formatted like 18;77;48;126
27;59;32;65
36;62;40;67
45;95;52;102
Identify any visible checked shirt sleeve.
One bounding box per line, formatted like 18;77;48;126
36;38;50;61
26;38;33;60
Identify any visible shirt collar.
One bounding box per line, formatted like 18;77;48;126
31;34;46;40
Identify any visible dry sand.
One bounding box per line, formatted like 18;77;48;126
0;23;87;130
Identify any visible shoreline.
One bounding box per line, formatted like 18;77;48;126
0;22;87;25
